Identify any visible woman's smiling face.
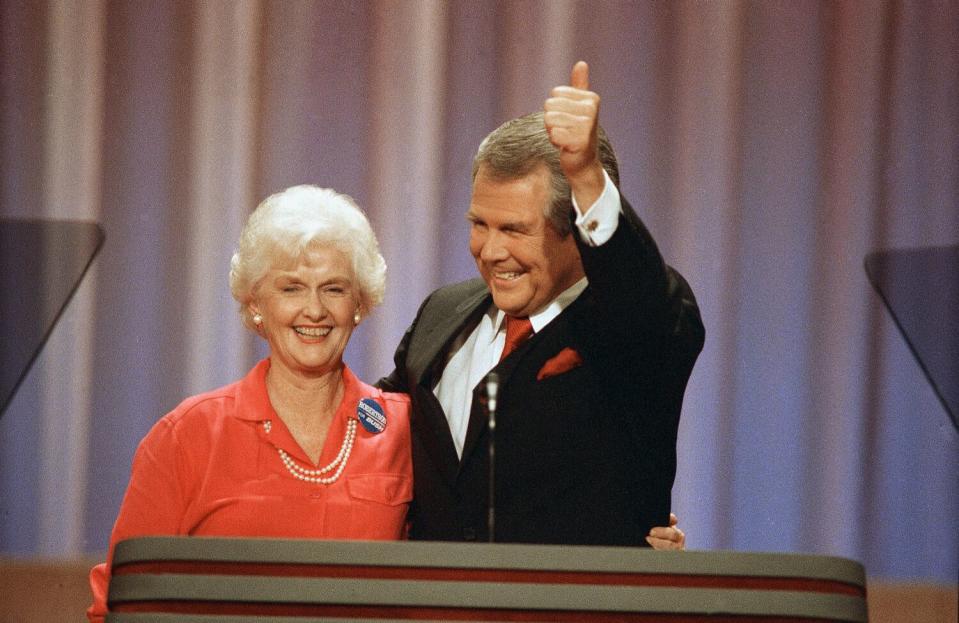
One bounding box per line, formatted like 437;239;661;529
250;245;358;379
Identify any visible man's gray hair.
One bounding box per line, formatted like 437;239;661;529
471;111;619;236
229;185;386;331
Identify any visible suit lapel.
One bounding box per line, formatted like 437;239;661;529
458;290;592;470
407;285;491;387
411;283;491;486
459;333;533;468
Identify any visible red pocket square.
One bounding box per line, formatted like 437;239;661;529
537;347;584;380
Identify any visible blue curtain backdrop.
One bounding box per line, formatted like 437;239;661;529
1;0;956;584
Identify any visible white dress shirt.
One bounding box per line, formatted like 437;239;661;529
435;172;622;457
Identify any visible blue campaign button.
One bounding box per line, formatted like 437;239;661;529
357;398;387;434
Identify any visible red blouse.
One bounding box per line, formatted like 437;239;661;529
87;359;412;622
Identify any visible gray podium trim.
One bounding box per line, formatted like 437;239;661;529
108;574;867;621
112;538;865;586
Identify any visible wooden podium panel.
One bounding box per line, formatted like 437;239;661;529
106;538;867;622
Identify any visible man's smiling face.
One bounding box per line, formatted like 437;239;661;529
467;163;584;317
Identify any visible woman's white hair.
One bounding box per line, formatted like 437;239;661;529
229;185;386;331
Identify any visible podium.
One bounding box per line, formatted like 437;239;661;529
106;537;867;622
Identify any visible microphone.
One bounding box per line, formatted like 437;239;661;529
486;371;499;543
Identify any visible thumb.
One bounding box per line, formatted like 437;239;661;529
570;61;589;90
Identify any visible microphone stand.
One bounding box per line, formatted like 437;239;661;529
485;371;499;543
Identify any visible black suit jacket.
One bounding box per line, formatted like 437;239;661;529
378;198;704;545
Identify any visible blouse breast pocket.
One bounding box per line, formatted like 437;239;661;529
341;473;413;540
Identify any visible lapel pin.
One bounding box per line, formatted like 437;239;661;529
357;398;387;434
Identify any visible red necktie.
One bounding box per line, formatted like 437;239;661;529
500;316;534;362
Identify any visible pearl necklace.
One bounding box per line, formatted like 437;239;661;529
266;418;357;484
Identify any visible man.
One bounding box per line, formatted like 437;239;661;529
379;62;704;547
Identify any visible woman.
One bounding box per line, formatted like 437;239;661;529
87;185;412;621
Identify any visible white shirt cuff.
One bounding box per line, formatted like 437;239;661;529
572;169;621;246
